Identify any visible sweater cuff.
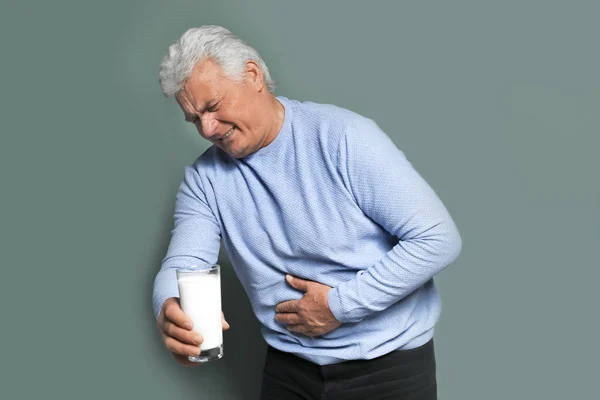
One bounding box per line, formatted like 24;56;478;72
327;287;350;324
152;269;180;320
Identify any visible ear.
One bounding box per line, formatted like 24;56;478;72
244;60;265;92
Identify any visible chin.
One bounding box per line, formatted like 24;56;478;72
224;146;250;159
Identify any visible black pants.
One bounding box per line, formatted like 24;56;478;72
259;339;437;400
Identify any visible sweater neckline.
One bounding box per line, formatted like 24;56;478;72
241;96;292;161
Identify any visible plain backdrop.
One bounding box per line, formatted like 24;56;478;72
0;1;598;399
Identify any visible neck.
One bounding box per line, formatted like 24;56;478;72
261;94;285;148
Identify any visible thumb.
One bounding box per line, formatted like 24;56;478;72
286;274;310;292
222;312;230;330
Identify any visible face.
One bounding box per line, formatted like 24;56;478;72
176;59;278;158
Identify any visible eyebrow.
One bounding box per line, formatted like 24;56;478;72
183;99;219;122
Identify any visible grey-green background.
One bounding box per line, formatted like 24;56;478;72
1;0;597;399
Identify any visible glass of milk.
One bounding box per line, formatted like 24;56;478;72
176;264;223;362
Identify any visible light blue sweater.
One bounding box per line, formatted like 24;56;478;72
153;96;462;365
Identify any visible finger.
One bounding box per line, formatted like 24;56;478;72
275;312;301;325
161;320;203;346
286;324;307;335
286;325;320;337
164;299;194;330
172;353;203;368
222;312;230;330
162;332;202;358
275;299;301;313
286;275;310;292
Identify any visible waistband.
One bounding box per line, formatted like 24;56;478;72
266;338;435;381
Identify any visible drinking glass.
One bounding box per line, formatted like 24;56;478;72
176;264;223;362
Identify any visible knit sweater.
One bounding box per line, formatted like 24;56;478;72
152;96;462;365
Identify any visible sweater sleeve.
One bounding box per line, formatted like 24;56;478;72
327;117;462;324
152;164;222;320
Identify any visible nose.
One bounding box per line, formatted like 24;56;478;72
199;113;219;138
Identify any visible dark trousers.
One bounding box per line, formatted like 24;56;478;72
259;338;437;400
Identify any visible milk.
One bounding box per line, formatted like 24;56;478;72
177;273;222;350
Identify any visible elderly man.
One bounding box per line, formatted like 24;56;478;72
153;25;462;400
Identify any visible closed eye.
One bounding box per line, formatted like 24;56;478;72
186;102;220;123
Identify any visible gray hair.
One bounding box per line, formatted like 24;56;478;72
158;25;276;97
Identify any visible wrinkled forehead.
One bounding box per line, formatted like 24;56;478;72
176;61;225;110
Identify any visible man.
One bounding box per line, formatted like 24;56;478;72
153;25;462;400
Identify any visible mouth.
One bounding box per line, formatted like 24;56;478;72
220;126;235;141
